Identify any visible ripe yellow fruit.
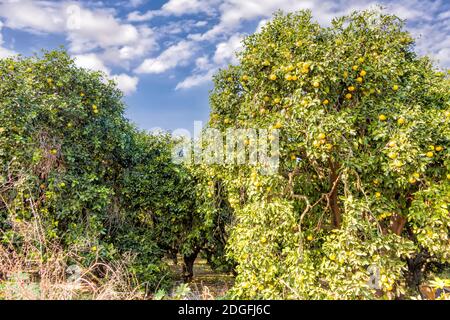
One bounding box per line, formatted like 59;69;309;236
269;74;277;81
352;65;359;71
426;151;434;158
227;77;233;82
329;254;336;261
273;97;281;104
313;141;320;148
360;70;367;77
307;235;313;241
388;152;398;159
317;133;326;140
50;149;57;155
80;92;85;97
343;71;349;78
409;177;417;184
261;237;267;244
435;146;443;152
413;173;420;179
358;57;365;63
264;96;270;102
373;179;380;185
375;192;381;198
93;109;99;114
345;93;352;99
379;114;387;121
291;75;298;81
313;81;320;88
274;121;283;129
397;118;405;125
285;74;293;81
323;99;330;105
242;75;249;81
447;174;450;180
393;160;403;168
224;118;231;124
291;154;297;160
429;145;435;151
325;144;333;151
393;85;399;91
356;77;363;83
388;141;396;148
348;86;355;92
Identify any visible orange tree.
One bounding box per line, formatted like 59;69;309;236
207;10;450;299
0;51;232;289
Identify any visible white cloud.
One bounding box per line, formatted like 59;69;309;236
195;56;212;71
213;33;243;65
176;33;244;90
74;53;138;95
135;40;197;74
0;1;153;95
175;68;216;90
113;73;139;95
0;0;64;33
0;1;156;63
74;53;110;74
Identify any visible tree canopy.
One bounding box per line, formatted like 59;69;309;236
207;9;450;299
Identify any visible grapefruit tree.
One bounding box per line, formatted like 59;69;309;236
207;10;450;299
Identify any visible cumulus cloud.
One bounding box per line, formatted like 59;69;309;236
135;40;197;74
213;33;243;65
74;53;138;95
74;53;110;74
0;0;64;33
113;73;139;95
176;33;244;90
0;0;154;95
175;68;216;90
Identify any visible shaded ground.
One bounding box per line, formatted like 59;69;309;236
168;257;234;299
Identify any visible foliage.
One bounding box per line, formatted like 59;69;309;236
207;9;450;299
0;50;228;291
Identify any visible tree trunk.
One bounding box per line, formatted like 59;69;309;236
182;248;200;282
329;160;341;228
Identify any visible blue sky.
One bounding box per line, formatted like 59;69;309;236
0;0;449;132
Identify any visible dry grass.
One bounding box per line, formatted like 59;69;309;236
0;217;146;300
